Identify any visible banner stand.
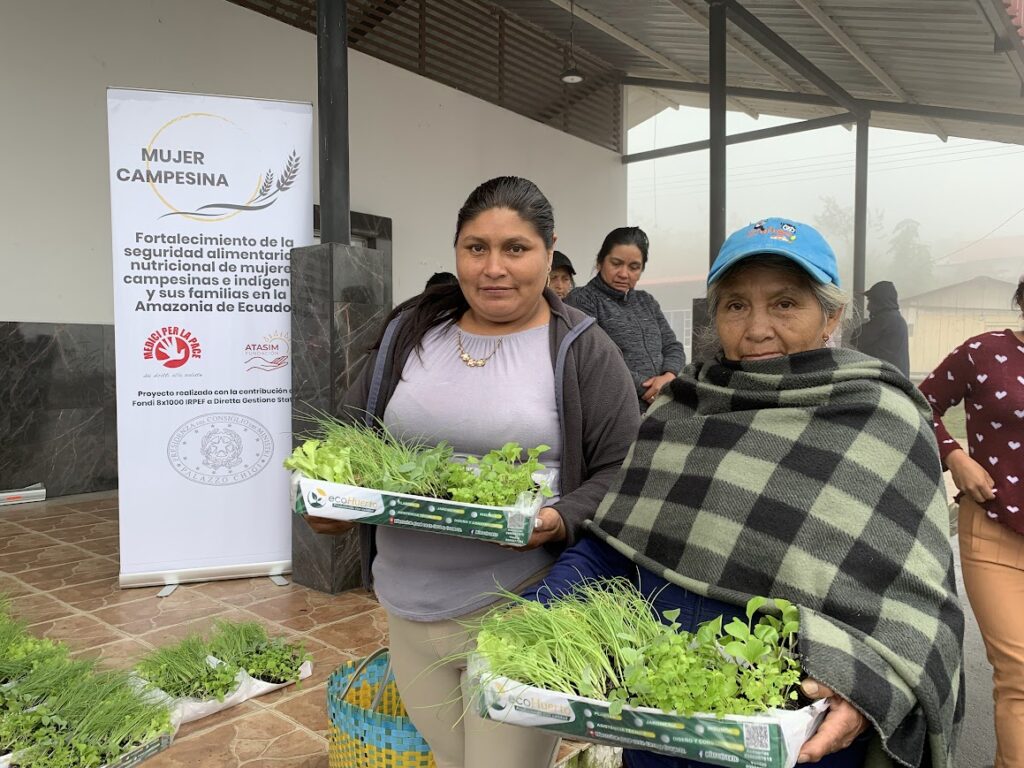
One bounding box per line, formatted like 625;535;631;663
118;559;292;589
107;88;312;588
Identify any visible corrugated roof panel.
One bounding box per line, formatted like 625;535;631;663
228;0;1024;147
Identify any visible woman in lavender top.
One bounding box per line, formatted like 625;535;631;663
305;177;639;768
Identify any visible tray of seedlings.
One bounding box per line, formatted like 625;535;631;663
466;580;827;768
0;606;174;768
288;415;553;547
0;601;311;766
208;620;313;699
133;623;311;725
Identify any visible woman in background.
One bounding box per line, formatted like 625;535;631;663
920;278;1024;768
567;227;685;408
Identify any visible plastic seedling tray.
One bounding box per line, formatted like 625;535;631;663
293;474;541;546
471;656;828;768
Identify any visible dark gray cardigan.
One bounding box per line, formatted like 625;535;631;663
339;289;641;591
567;276;686;398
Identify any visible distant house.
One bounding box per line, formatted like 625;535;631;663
902;276;1019;378
932;235;1024;286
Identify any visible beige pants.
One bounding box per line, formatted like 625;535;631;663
387;609;561;768
959;499;1024;768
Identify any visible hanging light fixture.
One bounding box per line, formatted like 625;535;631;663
560;0;584;84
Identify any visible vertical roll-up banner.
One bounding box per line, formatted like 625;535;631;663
107;89;313;587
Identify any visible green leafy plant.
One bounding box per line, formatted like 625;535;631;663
443;442;551;506
135;633;240;702
8;733;103;768
0;631;66;689
208;620;310;685
284;438;354;484
607;596;801;716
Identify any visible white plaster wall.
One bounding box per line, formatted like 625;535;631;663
0;0;625;323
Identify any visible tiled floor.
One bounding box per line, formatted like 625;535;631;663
0;490;592;768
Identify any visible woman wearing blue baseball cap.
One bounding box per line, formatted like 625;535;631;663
525;218;963;768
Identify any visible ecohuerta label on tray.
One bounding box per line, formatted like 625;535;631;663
473;662;828;768
294;476;540;546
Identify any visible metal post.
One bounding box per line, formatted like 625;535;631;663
853;114;869;318
318;0;351;245
709;0;727;265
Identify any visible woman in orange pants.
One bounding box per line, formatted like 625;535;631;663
920;279;1024;767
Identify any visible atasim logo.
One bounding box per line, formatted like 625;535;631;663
144;326;202;369
244;331;289;372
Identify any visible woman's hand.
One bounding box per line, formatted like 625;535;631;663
304;515;356;536
641;372;675;404
513;507;566;550
797;679;869;764
946;449;996;503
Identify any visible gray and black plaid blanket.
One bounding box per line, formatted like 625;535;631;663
587;348;963;767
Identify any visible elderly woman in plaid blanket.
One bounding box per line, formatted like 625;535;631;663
526;218;964;768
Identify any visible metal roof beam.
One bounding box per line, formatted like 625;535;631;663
718;0;864;117
645;88;684;111
792;0;948;141
664;0;805;93
621;76;1024;129
623;111;857;163
542;0;760;118
974;0;1024;96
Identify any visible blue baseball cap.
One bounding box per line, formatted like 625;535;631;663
707;217;840;287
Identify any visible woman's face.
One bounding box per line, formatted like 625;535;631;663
598;244;644;293
715;263;841;361
456;207;552;327
549;267;574;299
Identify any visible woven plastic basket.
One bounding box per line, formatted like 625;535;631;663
328;648;435;768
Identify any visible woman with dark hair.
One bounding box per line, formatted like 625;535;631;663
529;218;963;768
304;176;640;768
919;277;1024;768
567;226;685;408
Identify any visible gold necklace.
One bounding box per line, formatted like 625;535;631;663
456;330;502;368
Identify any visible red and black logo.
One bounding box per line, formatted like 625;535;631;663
143;326;202;369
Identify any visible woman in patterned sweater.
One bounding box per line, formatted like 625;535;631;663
920;279;1024;768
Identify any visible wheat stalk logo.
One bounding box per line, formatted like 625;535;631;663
277;152;299;193
257;170;274;199
161;150;302;219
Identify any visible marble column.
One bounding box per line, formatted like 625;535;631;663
290;242;392;593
